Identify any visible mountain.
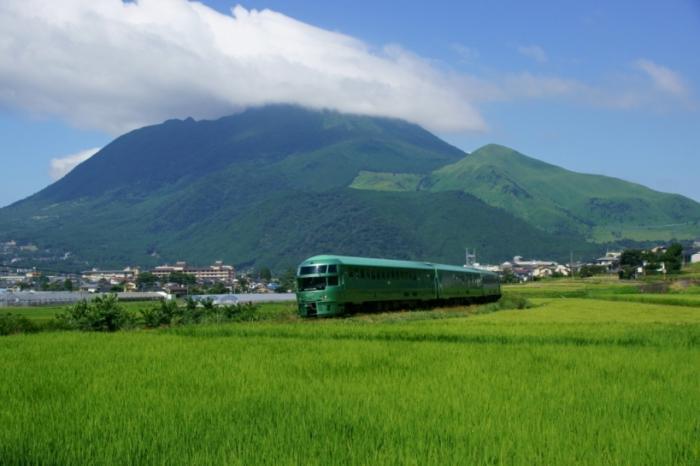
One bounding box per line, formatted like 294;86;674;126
352;144;700;242
0;106;696;271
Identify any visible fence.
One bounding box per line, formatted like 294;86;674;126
0;291;170;307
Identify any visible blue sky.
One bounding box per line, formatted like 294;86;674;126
1;0;699;207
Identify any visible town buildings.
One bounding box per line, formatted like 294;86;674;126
152;261;235;284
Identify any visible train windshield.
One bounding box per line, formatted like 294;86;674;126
299;264;337;275
298;277;326;291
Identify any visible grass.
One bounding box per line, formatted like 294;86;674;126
0;286;699;464
0;300;158;321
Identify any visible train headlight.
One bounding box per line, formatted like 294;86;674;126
322;295;327;300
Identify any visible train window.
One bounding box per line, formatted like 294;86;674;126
318;265;327;273
328;265;337;274
328;276;338;286
299;277;326;291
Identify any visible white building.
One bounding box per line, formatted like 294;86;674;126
512;256;557;268
81;267;140;284
152;261;235;284
692;252;700;264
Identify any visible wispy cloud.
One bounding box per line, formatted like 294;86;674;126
0;0;485;134
49;148;100;181
635;59;688;96
501;72;580;98
451;43;479;63
517;45;548;63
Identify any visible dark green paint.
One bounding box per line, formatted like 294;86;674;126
296;255;501;317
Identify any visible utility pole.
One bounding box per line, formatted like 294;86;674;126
465;248;476;266
570;251;574;278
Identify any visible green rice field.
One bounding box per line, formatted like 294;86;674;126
1;281;699;464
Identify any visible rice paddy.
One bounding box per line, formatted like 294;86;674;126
1;280;698;464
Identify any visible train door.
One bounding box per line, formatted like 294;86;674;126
434;268;442;299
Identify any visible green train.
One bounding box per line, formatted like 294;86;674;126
296;255;501;317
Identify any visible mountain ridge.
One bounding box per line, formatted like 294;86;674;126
1;105;697;271
352;143;700;242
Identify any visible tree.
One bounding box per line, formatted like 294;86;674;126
619;249;644;279
620;249;643;268
168;271;196;285
279;268;296;292
207;282;228;294
63;278;74;291
109;284;124;293
236;277;249;293
663;243;683;274
578;265;607;278
258;266;272;282
36;275;49;291
136;272;158;290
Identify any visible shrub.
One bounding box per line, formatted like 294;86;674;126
57;294;135;332
141;299;179;328
0;313;39;335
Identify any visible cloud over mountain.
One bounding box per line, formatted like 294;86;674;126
0;0;485;134
50;147;101;181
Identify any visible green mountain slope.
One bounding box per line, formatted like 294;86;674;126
352;144;700;242
34;105;464;203
3;108;694;271
0;184;592;271
2;107;591;271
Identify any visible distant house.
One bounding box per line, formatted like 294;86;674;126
692;252;700;264
595;251;621;271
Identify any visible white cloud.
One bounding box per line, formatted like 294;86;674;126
635;59;687;96
49;147;100;181
0;0;486;134
517;45;548;63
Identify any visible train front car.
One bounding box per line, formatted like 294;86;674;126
296;256;344;317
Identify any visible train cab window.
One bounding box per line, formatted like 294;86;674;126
328;276;338;286
299;277;326;291
328;265;337;274
318;265;327;274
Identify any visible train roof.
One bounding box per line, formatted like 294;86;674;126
300;255;495;275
